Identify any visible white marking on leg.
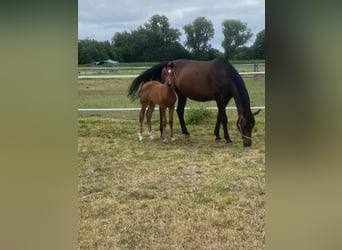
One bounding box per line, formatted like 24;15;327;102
171;137;176;142
138;132;143;141
148;131;154;140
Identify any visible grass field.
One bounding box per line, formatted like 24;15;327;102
78;75;265;249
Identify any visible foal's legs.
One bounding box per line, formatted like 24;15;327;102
139;101;148;141
146;102;155;139
169;104;175;141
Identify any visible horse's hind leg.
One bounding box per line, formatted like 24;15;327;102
146;102;155;140
216;101;232;144
214;113;221;141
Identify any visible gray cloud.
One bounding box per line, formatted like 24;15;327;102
78;0;264;51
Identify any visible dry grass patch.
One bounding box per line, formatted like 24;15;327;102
79;116;265;249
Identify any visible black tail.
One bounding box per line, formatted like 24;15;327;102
127;61;168;100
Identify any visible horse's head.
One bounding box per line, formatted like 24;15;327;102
162;61;176;87
237;109;261;147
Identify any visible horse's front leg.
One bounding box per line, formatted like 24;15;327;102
176;94;190;137
160;106;167;142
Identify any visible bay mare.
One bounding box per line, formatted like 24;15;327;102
128;58;260;147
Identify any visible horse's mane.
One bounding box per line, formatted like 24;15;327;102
128;61;168;100
218;57;252;117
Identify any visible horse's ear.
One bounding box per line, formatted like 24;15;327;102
167;61;174;68
253;109;261;116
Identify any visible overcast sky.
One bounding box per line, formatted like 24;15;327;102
78;0;264;52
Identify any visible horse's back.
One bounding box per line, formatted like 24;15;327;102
172;59;231;101
174;58;230;81
141;80;163;91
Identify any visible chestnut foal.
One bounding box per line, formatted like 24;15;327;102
138;62;177;142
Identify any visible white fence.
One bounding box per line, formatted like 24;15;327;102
78;64;265;79
78;64;265;72
78;106;265;112
78;71;264;79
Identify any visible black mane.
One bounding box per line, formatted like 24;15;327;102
218;57;252;115
127;61;168;100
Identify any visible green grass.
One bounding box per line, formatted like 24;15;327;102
78;76;265;249
78;76;265;120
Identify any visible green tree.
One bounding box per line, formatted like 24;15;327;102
143;14;181;61
253;29;265;59
183;17;214;59
234;46;254;60
78;39;118;64
112;14;183;62
144;15;180;43
78;39;102;64
112;31;136;62
221;19;253;59
78;40;92;64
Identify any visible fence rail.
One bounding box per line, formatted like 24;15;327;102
78;106;265;112
79;66;149;70
78;63;265;77
78;64;265;71
78;71;265;79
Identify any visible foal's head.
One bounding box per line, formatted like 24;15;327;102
162;61;176;87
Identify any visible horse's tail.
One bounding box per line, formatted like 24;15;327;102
127;61;168;100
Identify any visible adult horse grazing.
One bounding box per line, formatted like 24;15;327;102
128;58;261;147
138;61;177;143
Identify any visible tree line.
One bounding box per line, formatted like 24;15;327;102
78;15;265;64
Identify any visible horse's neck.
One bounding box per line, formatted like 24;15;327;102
234;99;245;117
232;86;250;116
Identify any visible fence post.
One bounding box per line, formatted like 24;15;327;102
254;63;259;79
254;63;259;72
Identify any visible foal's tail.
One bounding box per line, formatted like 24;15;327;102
127;61;168;100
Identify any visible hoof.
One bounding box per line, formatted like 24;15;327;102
171;137;176;142
148;132;154;140
215;137;221;142
163;138;168;143
184;133;191;138
225;140;232;144
138;133;143;141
